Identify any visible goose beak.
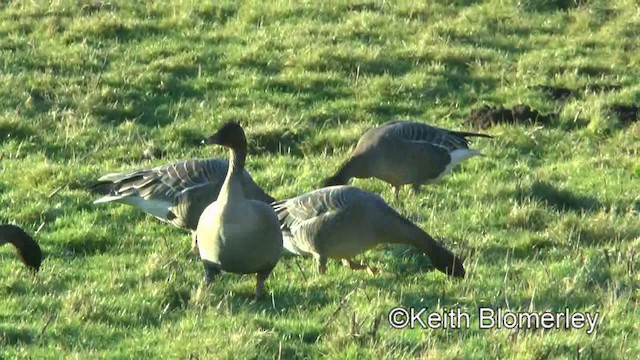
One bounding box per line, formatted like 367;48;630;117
204;133;222;145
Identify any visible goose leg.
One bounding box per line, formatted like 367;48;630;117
254;269;272;301
202;260;221;285
411;183;422;196
341;258;380;275
315;255;328;275
190;231;199;256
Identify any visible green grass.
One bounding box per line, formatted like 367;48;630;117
1;0;639;358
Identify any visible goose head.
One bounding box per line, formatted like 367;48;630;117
205;121;247;150
0;224;43;272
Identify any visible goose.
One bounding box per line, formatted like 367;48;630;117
92;158;275;253
196;122;283;300
272;185;465;278
322;120;492;199
0;224;42;272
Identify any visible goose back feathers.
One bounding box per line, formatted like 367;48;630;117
272;185;465;278
323;120;492;195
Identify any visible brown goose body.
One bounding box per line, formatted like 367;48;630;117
323;120;492;198
196;122;283;300
272;185;465;278
0;224;42;271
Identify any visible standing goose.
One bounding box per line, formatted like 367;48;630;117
91;158;275;253
0;224;42;272
323;120;492;199
196;122;283;300
272;185;465;278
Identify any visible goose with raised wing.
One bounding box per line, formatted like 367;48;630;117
323;120;492;199
1;224;42;272
196;122;283;300
272;185;465;278
92;157;275;253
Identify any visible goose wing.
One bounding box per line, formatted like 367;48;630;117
271;186;361;254
93;158;229;203
91;158;229;225
383;120;491;153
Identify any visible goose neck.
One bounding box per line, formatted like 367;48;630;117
337;156;365;182
227;145;247;176
219;145;248;202
0;226;12;246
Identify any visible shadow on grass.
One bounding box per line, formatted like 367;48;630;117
62;232;122;257
263;76;352;104
442;31;536;55
477;240;558;262
191;3;238;24
302;133;361;156
92;75;204;128
519;0;588;13
545;64;613;78
569;222;639;247
0;325;34;346
0;121;36;144
64;20;166;45
249;128;306;157
419;73;500;109
516;180;603;213
306;52;473;79
365;101;424;118
47;322;129;350
3;8;74;21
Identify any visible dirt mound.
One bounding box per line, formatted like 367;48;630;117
464;104;556;129
608;104;639;125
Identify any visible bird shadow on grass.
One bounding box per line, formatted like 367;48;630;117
515;180;603;213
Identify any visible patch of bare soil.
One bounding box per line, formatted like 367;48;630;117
464;104;557;129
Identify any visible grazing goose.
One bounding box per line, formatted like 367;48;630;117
196;122;283;300
0;224;42;272
92;158;275;253
323;120;492;199
272;185;465;278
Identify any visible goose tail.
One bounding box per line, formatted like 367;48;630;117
453;130;493;140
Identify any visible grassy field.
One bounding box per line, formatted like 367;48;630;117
1;0;639;358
